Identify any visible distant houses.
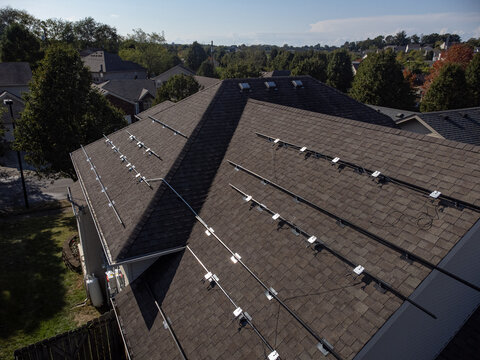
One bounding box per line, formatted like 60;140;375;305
81;50;147;83
0;62;32;143
93;79;156;123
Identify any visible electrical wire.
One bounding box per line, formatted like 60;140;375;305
186;245;278;358
228;160;480;294
229;183;437;319
159;177;343;360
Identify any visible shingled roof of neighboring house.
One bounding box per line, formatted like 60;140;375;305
0;62;32;86
193;75;221;89
153;64;196;84
82;50;146;73
94;79;156;104
397;107;480;146
72;76;480;359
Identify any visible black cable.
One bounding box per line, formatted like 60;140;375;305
228;160;480;294
160;178;343;360
229;183;437;319
144;284;188;360
255;132;480;214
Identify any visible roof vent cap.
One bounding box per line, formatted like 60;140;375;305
238;82;251;91
395;113;404;118
292;80;303;88
264;81;277;89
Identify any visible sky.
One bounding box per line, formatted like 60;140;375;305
2;0;480;46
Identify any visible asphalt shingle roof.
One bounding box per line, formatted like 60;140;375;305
403;107;480;146
94;79;156;103
82;51;146;73
110;99;480;359
72;76;480;359
0;62;32;86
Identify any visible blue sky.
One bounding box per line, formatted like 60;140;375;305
2;0;480;46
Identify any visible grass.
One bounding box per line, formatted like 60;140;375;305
0;210;99;359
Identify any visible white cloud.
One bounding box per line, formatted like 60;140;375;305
110;14;120;18
308;12;480;44
169;12;480;46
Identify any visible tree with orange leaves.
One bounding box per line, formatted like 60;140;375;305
424;44;473;91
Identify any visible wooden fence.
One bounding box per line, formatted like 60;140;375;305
14;310;127;360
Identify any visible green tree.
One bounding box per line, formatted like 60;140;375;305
420;63;469;112
119;29;178;76
291;57;327;82
465;54;480;106
197;59;216;77
220;62;260;79
154;74;200;104
185;41;207;71
326;49;353;92
349;51;415;109
14;44;126;178
0;23;42;65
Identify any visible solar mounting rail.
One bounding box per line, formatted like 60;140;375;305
227;160;480;294
81;145;124;226
125;130;162;160
229;183;437;319
147;115;189;139
255;132;480;214
158;177;342;360
186;245;280;359
144;284;188;360
103;135;152;188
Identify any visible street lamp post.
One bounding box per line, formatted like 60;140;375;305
3;98;29;209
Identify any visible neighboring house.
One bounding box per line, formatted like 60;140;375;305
432;49;443;62
81;50;147;83
261;70;291;77
70;76;480;360
395;107;480;145
93;79;156;123
0;62;32;142
405;44;421;52
152;64;195;88
352;60;361;75
193;75;221;90
0;62;32;98
0;91;24;142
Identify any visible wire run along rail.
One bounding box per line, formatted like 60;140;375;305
255;132;480;214
148;115;188;139
227;160;480;294
144;285;188;360
81;145;124;225
186;245;280;359
158;177;342;359
229;183;437;319
126;130;162;160
103;135;152;189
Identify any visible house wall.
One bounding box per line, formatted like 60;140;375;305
118;257;159;288
354;219;480;360
398;120;433;135
105;95;135;117
76;207;108;295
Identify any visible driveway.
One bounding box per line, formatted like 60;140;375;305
0;164;74;212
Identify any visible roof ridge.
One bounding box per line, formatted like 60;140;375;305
247;99;480;154
117;82;227;260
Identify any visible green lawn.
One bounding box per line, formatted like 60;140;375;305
0;210;99;359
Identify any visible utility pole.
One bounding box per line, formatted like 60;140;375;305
4;98;29;209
